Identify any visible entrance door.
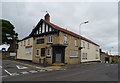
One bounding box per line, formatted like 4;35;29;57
52;46;65;63
56;53;62;62
105;57;109;63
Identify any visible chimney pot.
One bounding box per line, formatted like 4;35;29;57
44;13;50;22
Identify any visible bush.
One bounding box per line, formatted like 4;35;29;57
111;59;118;64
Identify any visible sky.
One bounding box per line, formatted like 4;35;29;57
1;2;118;55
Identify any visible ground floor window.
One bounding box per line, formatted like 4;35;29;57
96;54;99;59
25;48;32;55
82;53;87;59
46;48;50;56
36;49;40;56
70;50;78;57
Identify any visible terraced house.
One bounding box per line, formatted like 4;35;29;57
17;13;100;64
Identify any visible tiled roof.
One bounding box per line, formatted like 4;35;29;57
20;36;31;41
45;20;99;46
21;19;99;46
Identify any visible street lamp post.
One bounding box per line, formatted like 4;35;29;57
79;21;89;62
110;47;114;55
79;21;89;35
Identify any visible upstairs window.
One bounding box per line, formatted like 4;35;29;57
96;47;98;51
64;36;68;44
36;39;44;44
48;36;52;43
75;40;77;46
83;41;85;48
87;43;90;49
24;40;26;46
21;41;22;46
28;39;30;45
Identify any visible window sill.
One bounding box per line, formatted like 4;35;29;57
35;55;40;57
64;43;68;45
69;56;78;58
75;46;78;47
47;42;53;44
46;56;51;58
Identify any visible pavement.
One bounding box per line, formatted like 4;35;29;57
1;59;66;79
1;59;119;81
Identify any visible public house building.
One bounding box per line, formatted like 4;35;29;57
17;13;100;64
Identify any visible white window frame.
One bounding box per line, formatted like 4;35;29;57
96;47;98;51
87;43;90;49
46;48;50;57
83;41;85;48
70;50;78;57
48;36;52;43
75;40;77;46
64;36;68;44
82;53;87;59
36;49;40;56
25;48;32;55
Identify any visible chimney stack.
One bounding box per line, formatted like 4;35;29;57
44;13;50;22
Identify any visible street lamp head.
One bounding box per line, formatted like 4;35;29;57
84;21;89;24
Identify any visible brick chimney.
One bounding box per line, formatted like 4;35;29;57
44;13;50;22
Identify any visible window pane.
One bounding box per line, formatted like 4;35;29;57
48;36;52;43
36;49;39;56
64;36;67;44
47;48;50;56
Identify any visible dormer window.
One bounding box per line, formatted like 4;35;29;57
48;36;52;43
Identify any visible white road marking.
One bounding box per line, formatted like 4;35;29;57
16;65;28;69
11;73;19;76
37;69;46;72
0;66;2;68
29;70;38;73
1;75;8;78
4;69;13;76
45;69;53;71
20;71;29;74
35;67;42;69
